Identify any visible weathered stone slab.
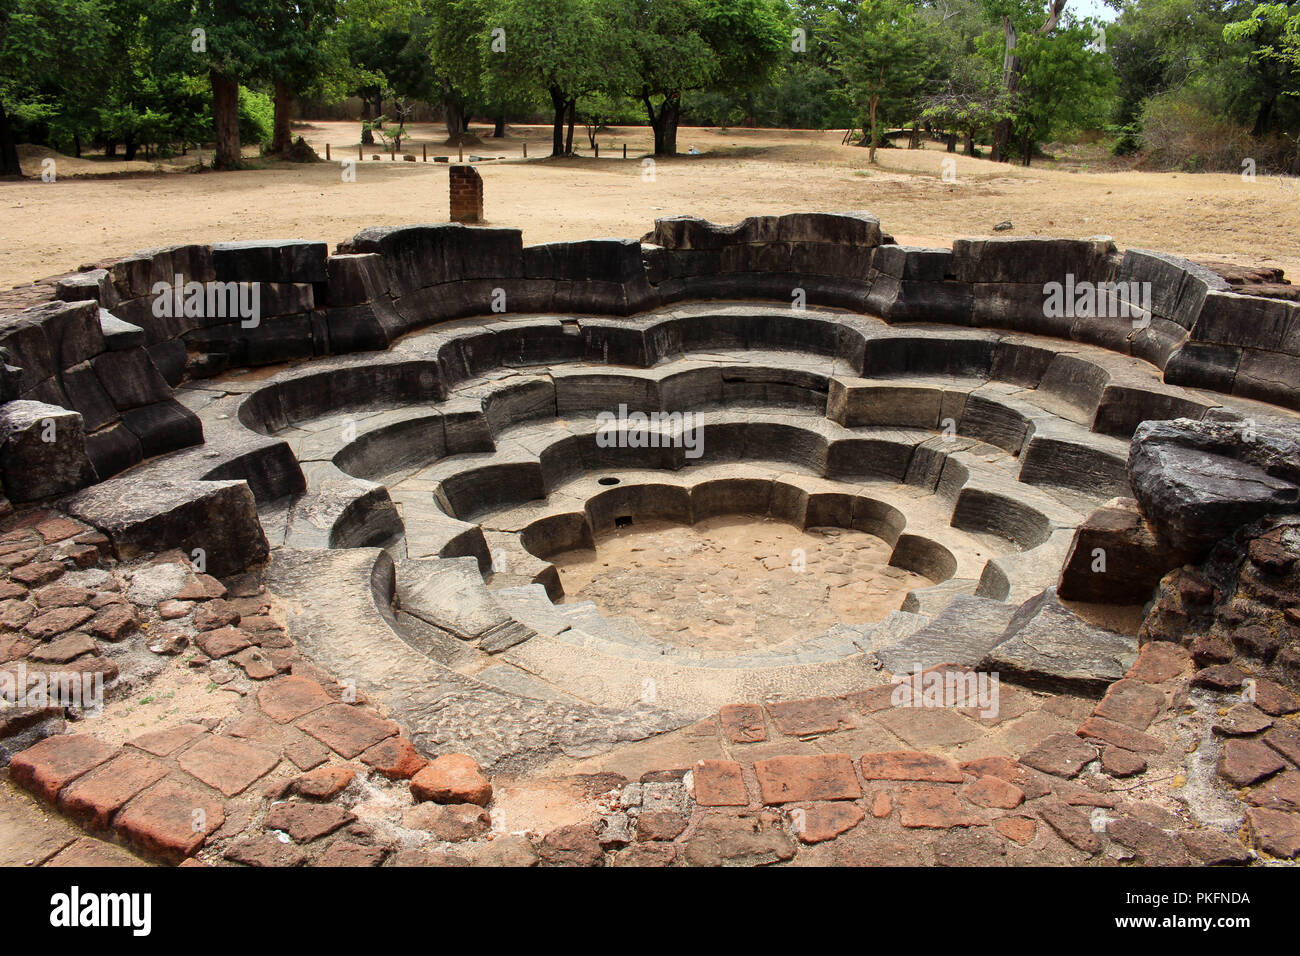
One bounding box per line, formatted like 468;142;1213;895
1057;497;1193;604
0;401;97;501
1129;418;1300;553
62;477;268;576
980;588;1137;696
875;595;1017;673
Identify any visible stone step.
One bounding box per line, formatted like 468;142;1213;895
873;594;1018;675
499;627;883;712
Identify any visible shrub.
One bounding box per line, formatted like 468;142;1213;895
238;86;274;147
1137;91;1252;172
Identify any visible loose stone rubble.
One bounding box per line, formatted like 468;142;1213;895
2;212;1299;866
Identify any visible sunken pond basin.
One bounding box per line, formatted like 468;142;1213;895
5;211;1300;868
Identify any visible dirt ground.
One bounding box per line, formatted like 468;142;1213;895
2;121;1298;291
552;515;930;651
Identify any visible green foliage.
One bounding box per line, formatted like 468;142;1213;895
3;0;1294;176
823;0;930;156
238;86;275;145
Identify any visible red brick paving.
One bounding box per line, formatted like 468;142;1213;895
766;696;855;736
177;735;281;797
1126;641;1190;683
8;734;115;801
962;774;1025;810
409;753;492;806
897;786;984;829
257;675;333;723
127;724;208;757
297;703;398;757
264;802;356;842
692;759;748;807
57;751;170;829
1076;715;1165;755
718;703;766;743
1036;800;1101;854
115;778;226;864
790;801;865;843
294;765;356;800
754;754;861;803
195;626;253;658
860;750;963;783
1219;739;1287;787
360;736;427;779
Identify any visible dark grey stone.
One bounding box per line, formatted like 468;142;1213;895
980;588;1137;696
59;361;120;432
120;400;204;458
211;239;329;284
90;346;173;410
98;309;146;351
875;594;1018;673
1129;417;1300;553
0;400;97;501
62;477;269;576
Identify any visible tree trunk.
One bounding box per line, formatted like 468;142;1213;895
946;133;956;153
443;93;463;143
271;80;294;154
211;70;242;170
1252;93;1276;138
643;90;680;157
493;115;505;137
1020;133;1033;167
964;130;974;156
124;135;138;161
373;94;384;126
361;96;375;144
0;97;20;176
550;86;567;157
868;97;879;163
565;98;576;155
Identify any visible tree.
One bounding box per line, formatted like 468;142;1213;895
327;0;421;143
984;0;1066;162
481;0;614;156
614;0;787;156
261;0;337;155
179;0;281;169
1224;2;1300;136
824;0;930;161
1006;17;1114;164
426;0;490;143
0;0;111;175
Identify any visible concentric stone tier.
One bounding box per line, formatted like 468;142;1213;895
94;298;1293;717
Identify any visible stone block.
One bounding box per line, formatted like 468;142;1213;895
0;401;97;501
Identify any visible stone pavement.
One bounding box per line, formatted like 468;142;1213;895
2;500;1297;866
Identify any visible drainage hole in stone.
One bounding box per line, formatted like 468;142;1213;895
614;515;633;528
599;476;621;486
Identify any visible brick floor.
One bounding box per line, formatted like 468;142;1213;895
296;703;399;758
177;735;281;797
754;754;861;804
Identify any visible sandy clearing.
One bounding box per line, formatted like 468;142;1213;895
2;122;1297;290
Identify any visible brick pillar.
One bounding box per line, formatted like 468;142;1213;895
449;164;484;223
